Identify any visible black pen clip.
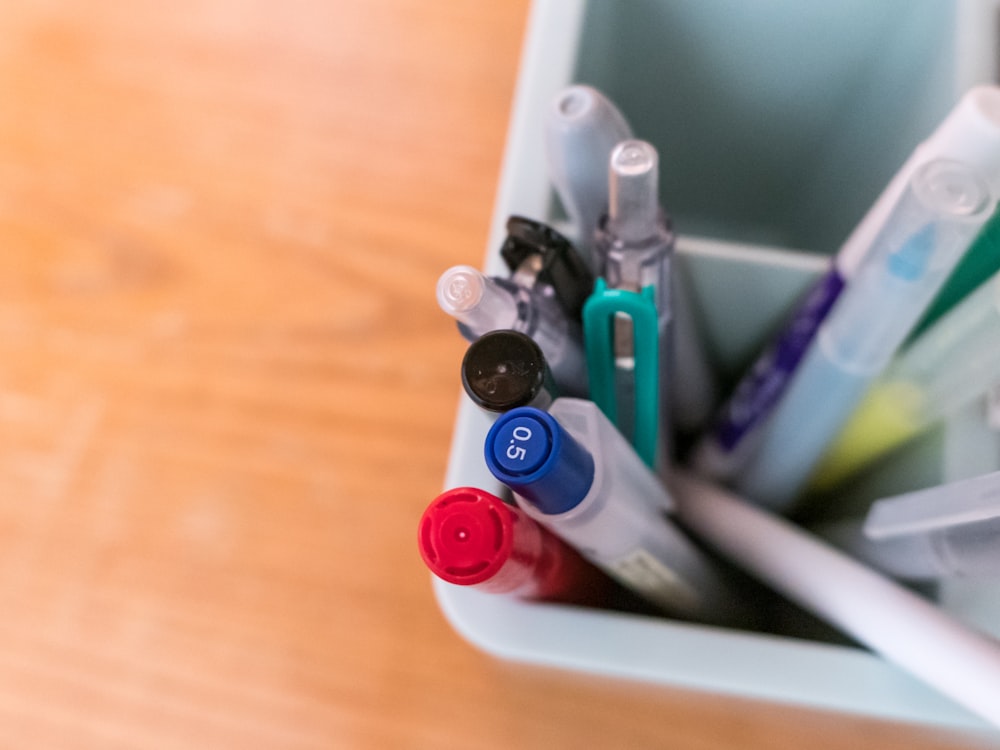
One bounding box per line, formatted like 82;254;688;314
500;216;594;322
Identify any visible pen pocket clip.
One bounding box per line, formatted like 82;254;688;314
583;278;659;467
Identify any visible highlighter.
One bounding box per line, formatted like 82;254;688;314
694;86;1000;482
735;159;994;513
811;263;1000;491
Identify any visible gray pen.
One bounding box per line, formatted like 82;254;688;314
595;140;675;459
597;140;717;443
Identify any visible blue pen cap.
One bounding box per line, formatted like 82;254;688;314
484;407;595;515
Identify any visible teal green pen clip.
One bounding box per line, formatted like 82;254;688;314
583;278;659;467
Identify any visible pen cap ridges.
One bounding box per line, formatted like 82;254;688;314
418;487;521;587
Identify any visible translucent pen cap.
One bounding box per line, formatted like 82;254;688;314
608;139;661;245
436;265;517;334
820;158;993;374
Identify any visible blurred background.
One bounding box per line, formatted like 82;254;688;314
0;1;992;747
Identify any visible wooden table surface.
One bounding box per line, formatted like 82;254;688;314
0;1;996;747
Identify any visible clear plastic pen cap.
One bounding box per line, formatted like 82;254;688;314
436;265;517;334
821;158;993;373
608;140;661;245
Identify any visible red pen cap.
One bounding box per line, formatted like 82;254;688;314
418;486;611;604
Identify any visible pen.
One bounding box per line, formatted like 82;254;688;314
735;159;994;513
461;329;557;413
810;261;1000;492
418;486;615;605
668;469;1000;729
693;85;1000;482
819;469;1000;580
436;264;588;397
483;397;749;625
544;84;632;271
593;139;717;446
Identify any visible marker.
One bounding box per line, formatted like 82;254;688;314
484;397;748;625
544;84;632;271
417;487;615;604
499;215;594;323
694;85;1000;482
461;329;557;413
735;159;994;512
810;262;1000;491
436;265;587;396
819;470;1000;580
668;469;1000;729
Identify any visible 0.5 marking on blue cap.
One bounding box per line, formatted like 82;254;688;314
491;414;551;475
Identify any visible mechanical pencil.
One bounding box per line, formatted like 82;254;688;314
810;262;1000;491
418;486;615;605
484;397;748;625
588;139;717;457
436;264;587;397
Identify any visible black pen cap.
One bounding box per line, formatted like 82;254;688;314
500;216;594;322
461;330;557;413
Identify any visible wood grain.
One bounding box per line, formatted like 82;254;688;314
0;1;994;747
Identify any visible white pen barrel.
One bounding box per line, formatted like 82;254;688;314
669;470;1000;728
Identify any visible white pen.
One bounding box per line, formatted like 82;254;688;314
669;469;1000;729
